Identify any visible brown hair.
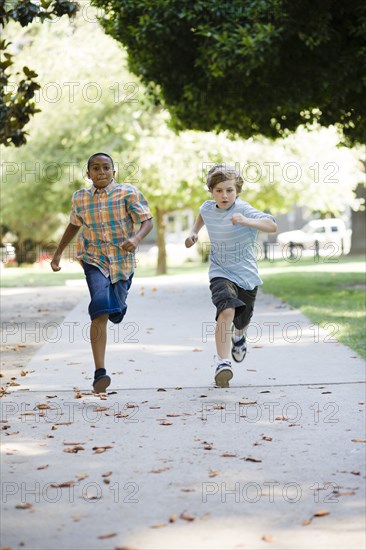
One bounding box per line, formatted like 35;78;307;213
206;164;243;194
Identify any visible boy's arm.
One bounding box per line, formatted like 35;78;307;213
121;218;153;252
231;214;277;233
185;213;205;248
51;223;81;272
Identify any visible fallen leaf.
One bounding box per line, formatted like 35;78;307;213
180;512;195;522
209;469;219;478
37;404;51;410
157;388;166;392
76;473;88;480
63;442;85;446
302;518;313;526
239;401;257;405
20;370;28;376
98;533;117;539
192;348;203;352
333;490;356;496
252;345;263;348
93;407;109;412
262;436;272;441
149;467;170;474
63;446;85;453
169;514;178;523
92;446;113;454
159;421;173;426
351;439;366;443
181;488;195;492
262;534;275;542
275;416;288;421
313;509;330;517
166;413;181;417
36;465;49;470
15;503;33;510
221;453;237;457
242;457;262;463
351;470;361;476
150;523;166;529
102;471;113;478
50;481;74;488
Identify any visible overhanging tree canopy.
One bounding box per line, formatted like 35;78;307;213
92;0;366;145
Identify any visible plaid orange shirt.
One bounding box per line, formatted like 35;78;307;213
70;179;152;283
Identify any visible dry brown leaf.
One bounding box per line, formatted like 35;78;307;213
92;446;113;453
221;453;237;457
180;512;195;522
93;407;109;412
302;518;312;526
157;388;166;392
351;470;361;475
262;534;275;542
36;465;48;470
75;473;88;480
181;488;195;492
209;469;219;478
313;509;330;517
50;481;74;488
252;345;263;348
333;490;356;496
98;533;117;539
159;420;173;426
166;413;181;417
239;401;257;405
15;503;33;509
262;436;273;441
63;441;85;446
102;471;113;478
37;404;50;410
169;514;178;523
351;439;366;443
242;457;262;463
150;523;166;529
149;467;170;474
20;370;28;376
63;446;85;453
275;416;288;421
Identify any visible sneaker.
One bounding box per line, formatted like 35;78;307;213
214;361;233;388
93;373;111;393
231;334;247;363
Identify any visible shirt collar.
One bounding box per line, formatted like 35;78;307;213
91;179;118;196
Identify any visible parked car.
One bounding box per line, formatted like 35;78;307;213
277;218;352;255
0;243;16;265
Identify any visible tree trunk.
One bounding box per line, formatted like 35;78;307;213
155;207;167;275
350;183;366;255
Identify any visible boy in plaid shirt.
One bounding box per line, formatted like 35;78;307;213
51;153;153;392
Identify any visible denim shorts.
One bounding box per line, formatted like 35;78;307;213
209;277;258;330
82;262;133;324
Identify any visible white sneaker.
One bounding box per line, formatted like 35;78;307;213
231;334;247;363
214;360;233;388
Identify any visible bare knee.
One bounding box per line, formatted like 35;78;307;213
217;308;235;323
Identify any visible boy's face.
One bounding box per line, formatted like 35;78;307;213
211;178;237;209
87;155;115;188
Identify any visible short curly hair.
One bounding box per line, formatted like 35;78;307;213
206;164;243;194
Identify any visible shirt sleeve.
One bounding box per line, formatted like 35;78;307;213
241;202;276;223
125;186;153;223
69;192;83;226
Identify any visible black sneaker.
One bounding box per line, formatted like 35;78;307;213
214;361;233;388
231;335;247;363
93;370;111;393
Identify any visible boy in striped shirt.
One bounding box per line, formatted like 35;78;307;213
185;164;277;388
51;153;153;392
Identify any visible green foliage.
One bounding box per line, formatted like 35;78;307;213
0;0;78;146
91;0;366;145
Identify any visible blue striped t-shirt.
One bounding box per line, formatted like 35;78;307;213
199;199;275;290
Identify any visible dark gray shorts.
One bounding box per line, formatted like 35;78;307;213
209;277;258;329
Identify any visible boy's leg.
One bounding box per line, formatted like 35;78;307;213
90;313;109;371
90;313;111;393
215;307;235;359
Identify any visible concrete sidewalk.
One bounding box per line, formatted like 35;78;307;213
1;273;365;550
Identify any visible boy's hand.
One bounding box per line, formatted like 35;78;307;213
231;214;251;226
51;257;61;272
185;234;198;248
121;236;140;252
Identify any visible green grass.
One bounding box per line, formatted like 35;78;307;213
261;256;366;359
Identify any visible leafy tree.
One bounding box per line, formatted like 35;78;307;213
0;0;78;147
91;0;366;145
